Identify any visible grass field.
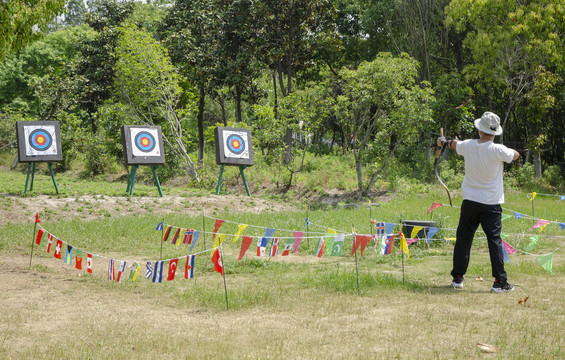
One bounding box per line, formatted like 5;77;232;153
1;169;565;359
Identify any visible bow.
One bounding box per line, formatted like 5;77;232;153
434;128;452;207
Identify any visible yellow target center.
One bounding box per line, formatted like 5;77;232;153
233;140;240;147
142;138;149;146
37;137;45;144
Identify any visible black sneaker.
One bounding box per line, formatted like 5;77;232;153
491;279;514;293
452;275;464;289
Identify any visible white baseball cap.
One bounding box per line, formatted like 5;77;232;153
474;111;502;136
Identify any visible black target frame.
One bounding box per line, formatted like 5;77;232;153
16;121;62;163
214;126;254;167
121;125;165;166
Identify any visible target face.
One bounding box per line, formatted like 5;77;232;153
16;121;62;162
215;127;254;166
121;126;165;165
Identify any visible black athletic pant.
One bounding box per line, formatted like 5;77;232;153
451;199;507;281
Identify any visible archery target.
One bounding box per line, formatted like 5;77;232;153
25;126;57;156
214;126;254;166
130;128;160;157
121;125;165;165
16;121;63;162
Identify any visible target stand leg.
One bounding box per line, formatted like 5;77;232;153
239;166;251;197
30;162;36;191
151;165;163;197
127;164;139;196
216;164;225;195
24;163;33;194
47;162;59;194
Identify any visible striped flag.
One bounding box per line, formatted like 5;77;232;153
314;237;325;258
87;253;93;273
129;262;140;281
162;226;172;242
64;244;73;265
269;238;279;257
152;261;164;283
35;228;44;246
171;228;181;245
116;261;127;282
185;255;195;279
145;262;153;279
183;229;193;244
380;235;395;255
108;259;115;280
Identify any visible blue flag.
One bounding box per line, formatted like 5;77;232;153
189;230;200;252
155;222;163;231
152;261;164;283
146;262;153;279
427;227;440;246
513;212;525;219
261;228;276;248
384;222;395;234
64;244;73;265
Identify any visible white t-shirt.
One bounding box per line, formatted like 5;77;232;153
456;139;515;205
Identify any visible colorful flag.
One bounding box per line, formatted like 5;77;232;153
560;223;565;231
427;227;439;246
35;228;44;246
502;240;517;255
171;228;181;245
152;261;164;283
399;232;409;258
233;224;248;243
282;238;293;256
46;233;53;253
189;230;200;252
501;214;513;222
410;226;423;239
269;238;279;257
167;258;179;281
530;192;537;201
501;243;510;263
35;212;40;223
162;226;172;242
324;228;337;254
185;255;195;279
155;222;163;231
293;231;304;253
54;239;63;259
530;219;551;232
87;253;93;273
212;219;225;238
375;222;386;237
426;202;443;214
146;262;153;279
183;229;193;244
513;212;525;219
354;234;372;257
116;261;127;282
526;236;540;252
238;236;254;261
75;250;83;270
129;262;140;281
64;244;73;265
211;248;224;276
380;234;395;255
330;234;344;256
314;237;325;258
538;253;553;274
384;223;395;234
258;228;276;256
108;259;115;280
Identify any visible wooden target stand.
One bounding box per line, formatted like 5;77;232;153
121;125;165;197
16;121;62;194
214;126;254;197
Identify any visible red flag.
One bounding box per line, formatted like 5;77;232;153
356;235;372;257
75;252;83;270
211;249;224;276
167;258;179;281
212;219;225;238
426;202;443;215
46;233;53;253
87;253;93;273
238;236;253;261
162;226;172;242
35;213;40;223
35;228;44;245
54;240;63;259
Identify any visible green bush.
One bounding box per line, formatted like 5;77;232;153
543;165;564;188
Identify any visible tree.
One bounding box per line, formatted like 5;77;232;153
334;53;434;198
0;0;67;60
64;0;88;27
114;23;199;180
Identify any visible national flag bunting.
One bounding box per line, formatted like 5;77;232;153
35;228;44;246
108;259;115;280
152;261;164;283
146;262;153;279
75;250;83;270
185;255;195;279
162;226;172;242
211;248;224;276
330;234;344;256
64;244;73;265
155;222;163;231
314;237;325;258
171;228;181;245
87;253;93;273
269;237;279;257
380;234;395;255
282;239;293;256
238;236;253;261
167;258;179;281
116;261;127;282
46;233;53;253
399;231;409;258
129;262;140;281
183;229;193;244
54;239;63;259
375;222;386;237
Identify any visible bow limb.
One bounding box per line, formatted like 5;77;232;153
434;128;453;207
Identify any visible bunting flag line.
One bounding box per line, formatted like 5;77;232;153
87;253;93;273
54;239;62;259
375;222;386;237
171;228;182;245
162;226;172;242
167;259;178;281
233;224;248;243
75;250;83;270
116;261;126;282
501;214;513;222
146;262;153;279
238;236;253;261
35;228;44;246
314;237;325;258
185;255;195;279
155;222;163;231
46;233;53;253
513;212;525;219
293;231;303;253
212;219;225;239
183;229;193;244
427;227;439;246
356;235;372;257
258;228;276;256
282;238;293;256
270;238;279;257
560;223;565;231
399;232;409;258
152;261;164;283
426;202;443;214
64;244;73;265
331;234;344;256
410;226;423;239
211;234;227;258
384;222;395;234
129;262;140;281
211;248;224;276
530;219;550;232
538;253;553;274
501;240;516;264
526;236;540;252
325;228;337;256
380;234;395;255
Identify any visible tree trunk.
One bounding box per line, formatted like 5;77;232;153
197;85;205;164
534;151;542;178
272;71;278;119
235;86;242;123
220;91;227;126
354;152;363;200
